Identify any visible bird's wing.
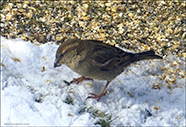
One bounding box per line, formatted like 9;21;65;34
91;49;122;71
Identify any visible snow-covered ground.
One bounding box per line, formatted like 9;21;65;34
1;37;185;126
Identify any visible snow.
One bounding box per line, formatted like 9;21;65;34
1;37;185;126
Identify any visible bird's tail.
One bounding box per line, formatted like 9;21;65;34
134;50;162;61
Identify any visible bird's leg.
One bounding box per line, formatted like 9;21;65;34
87;81;110;101
70;76;93;84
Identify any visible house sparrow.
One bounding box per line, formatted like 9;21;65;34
54;39;162;101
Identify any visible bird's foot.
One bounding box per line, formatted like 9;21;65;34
87;92;106;101
86;81;110;101
70;76;93;84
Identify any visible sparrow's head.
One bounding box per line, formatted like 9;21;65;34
54;46;65;68
54;39;80;68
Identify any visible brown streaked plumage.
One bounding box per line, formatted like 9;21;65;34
54;39;162;101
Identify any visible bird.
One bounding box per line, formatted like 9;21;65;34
54;39;162;101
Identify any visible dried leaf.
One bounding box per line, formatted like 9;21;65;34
153;105;160;110
127;91;134;98
1;63;6;69
68;113;73;116
42;66;45;72
46;79;51;83
12;58;21;62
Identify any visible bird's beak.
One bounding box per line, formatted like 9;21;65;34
54;59;61;68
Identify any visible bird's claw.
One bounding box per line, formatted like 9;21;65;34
86;92;106;101
69;76;93;84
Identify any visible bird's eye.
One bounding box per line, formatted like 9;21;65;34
60;54;64;58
